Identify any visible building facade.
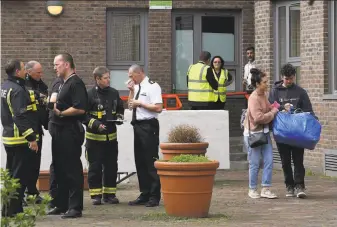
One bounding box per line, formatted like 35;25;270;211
1;0;336;175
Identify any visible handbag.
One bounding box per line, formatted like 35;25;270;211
247;109;268;148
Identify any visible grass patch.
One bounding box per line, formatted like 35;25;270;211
169;154;211;163
140;212;230;223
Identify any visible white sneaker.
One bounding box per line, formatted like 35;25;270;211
260;188;278;199
248;189;260;199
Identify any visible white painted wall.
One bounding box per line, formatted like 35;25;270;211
1;110;230;171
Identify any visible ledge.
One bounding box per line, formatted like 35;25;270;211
322;94;337;100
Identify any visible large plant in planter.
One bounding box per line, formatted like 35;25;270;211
155;154;219;218
160;124;209;160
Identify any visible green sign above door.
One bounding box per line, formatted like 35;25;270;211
149;0;172;9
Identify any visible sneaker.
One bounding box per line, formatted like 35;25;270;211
260;187;278;199
248;189;260;199
286;186;295;197
103;196;119;204
295;187;307;199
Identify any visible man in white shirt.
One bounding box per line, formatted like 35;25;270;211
243;46;256;92
126;64;163;207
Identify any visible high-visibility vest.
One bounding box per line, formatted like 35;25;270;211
187;62;213;102
212;69;228;103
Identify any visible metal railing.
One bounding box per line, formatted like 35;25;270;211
121;91;249;110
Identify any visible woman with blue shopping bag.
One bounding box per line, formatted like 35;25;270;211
243;68;279;199
269;63;316;199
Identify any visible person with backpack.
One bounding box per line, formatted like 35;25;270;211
243;68;279;199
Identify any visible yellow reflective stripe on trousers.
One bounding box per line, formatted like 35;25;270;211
89;188;102;196
103;187;116;194
85;132;117;141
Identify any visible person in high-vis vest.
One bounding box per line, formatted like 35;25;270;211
187;51;214;110
1;59;39;217
205;56;234;110
83;66;124;206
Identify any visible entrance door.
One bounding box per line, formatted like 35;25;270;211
173;12;241;92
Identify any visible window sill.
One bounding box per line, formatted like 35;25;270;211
322;94;337;100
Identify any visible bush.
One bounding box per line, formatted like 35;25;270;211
1;168;51;227
169;154;211;163
167;124;203;143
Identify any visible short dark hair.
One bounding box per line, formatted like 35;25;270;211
246;46;255;52
5;59;22;77
58;53;75;69
280;63;296;77
93;66;110;80
199;51;211;62
210;56;225;69
250;68;267;88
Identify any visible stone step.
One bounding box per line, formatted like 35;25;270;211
230;152;247;161
230;145;244;154
230;161;249;170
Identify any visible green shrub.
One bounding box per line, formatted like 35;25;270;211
1;168;51;227
168;154;211;163
167;124;203;143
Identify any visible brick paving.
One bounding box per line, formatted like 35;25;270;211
36;170;337;227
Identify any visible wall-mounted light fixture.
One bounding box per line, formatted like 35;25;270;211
46;1;64;17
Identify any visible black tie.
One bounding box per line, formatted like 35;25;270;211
132;85;141;122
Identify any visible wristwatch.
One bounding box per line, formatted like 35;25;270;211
59;111;63;117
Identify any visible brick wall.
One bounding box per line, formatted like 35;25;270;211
254;0;337;173
1;0;254;139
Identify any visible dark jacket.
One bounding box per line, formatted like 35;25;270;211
268;80;314;114
1;76;39;146
206;67;234;91
48;77;63;121
25;75;49;132
83;85;124;143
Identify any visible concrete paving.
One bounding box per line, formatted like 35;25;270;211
36;170;337;227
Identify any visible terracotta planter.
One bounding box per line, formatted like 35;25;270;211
36;170;89;191
160;142;209;161
154;160;219;218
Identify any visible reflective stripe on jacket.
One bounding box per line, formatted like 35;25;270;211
188;62;214;102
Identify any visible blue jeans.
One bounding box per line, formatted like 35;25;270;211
244;134;273;189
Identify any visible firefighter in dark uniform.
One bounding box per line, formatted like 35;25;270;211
47;76;63;208
1;59;39;217
83;66;124;205
23;61;49;204
47;53;88;219
127;64;162;207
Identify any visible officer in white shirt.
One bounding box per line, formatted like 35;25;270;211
243;46;256;93
126;64;163;207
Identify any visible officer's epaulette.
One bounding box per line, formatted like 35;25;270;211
148;79;156;84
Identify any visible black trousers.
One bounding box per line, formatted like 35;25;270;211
49;162;58;199
86;140;119;199
277;143;305;188
3;145;35;216
48;121;58;200
133;119;161;200
49;123;84;211
25;135;42;196
190;101;225;110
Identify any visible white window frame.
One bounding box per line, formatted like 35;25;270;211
328;0;337;95
274;1;301;82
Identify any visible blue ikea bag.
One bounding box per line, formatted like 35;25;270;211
272;112;321;150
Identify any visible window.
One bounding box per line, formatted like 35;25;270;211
172;12;240;92
107;10;147;93
274;2;301;84
328;0;337;94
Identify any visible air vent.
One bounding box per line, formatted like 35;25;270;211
325;150;337;177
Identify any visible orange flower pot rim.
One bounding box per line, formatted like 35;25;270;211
155;160;219;170
160;142;209;149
